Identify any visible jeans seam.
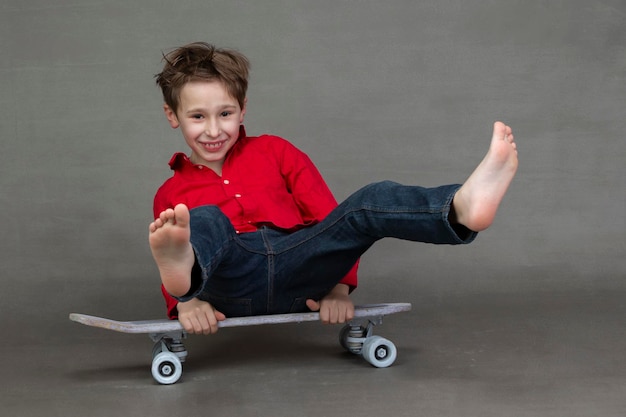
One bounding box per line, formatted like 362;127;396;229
277;205;442;253
260;227;276;312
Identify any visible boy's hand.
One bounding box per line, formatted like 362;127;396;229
306;284;354;324
176;298;226;335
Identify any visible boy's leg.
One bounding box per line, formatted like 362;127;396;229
273;182;471;293
149;204;252;300
271;121;518;307
262;180;469;313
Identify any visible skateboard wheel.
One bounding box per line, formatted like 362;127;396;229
151;351;183;385
362;336;397;368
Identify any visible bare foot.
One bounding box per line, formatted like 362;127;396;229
149;204;195;297
452;121;518;232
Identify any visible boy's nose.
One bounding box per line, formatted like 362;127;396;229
205;122;220;138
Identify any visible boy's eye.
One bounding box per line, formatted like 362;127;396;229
192;114;204;119
220;111;232;117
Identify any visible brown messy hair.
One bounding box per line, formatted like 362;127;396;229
155;42;250;113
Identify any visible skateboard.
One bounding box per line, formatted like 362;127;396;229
69;302;411;384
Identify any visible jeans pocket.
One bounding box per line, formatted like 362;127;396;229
203;294;253;317
288;297;309;313
288;288;332;313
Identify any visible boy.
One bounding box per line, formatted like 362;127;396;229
149;42;518;335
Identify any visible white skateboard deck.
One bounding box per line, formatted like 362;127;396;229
69;303;411;334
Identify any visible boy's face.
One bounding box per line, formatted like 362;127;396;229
164;80;246;174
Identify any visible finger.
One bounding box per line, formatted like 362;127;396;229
214;310;227;321
180;318;191;334
336;307;346;324
328;305;339;324
306;299;321;312
180;317;199;335
203;312;219;335
346;304;355;322
201;317;214;335
319;305;330;324
191;316;206;335
333;302;353;324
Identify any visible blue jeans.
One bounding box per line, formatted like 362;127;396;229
178;181;476;317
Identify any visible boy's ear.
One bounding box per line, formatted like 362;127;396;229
239;98;248;123
163;104;180;128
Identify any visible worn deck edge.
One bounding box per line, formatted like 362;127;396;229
69;303;411;334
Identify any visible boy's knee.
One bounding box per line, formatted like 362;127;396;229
360;180;401;196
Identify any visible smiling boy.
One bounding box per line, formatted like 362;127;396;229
150;42;518;335
164;80;245;175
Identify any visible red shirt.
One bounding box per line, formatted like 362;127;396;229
154;127;358;318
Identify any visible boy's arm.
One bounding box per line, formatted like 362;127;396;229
279;141;359;289
279;143;338;223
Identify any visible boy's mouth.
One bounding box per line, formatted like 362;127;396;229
200;140;227;152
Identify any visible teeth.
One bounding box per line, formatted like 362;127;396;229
203;141;223;149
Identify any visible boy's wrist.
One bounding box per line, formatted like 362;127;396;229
331;283;350;296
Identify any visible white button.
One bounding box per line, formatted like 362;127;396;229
234;193;242;198
223;179;230;185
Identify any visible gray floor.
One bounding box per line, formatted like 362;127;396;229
5;288;626;416
2;1;625;416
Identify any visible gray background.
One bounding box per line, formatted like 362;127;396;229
1;1;624;416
